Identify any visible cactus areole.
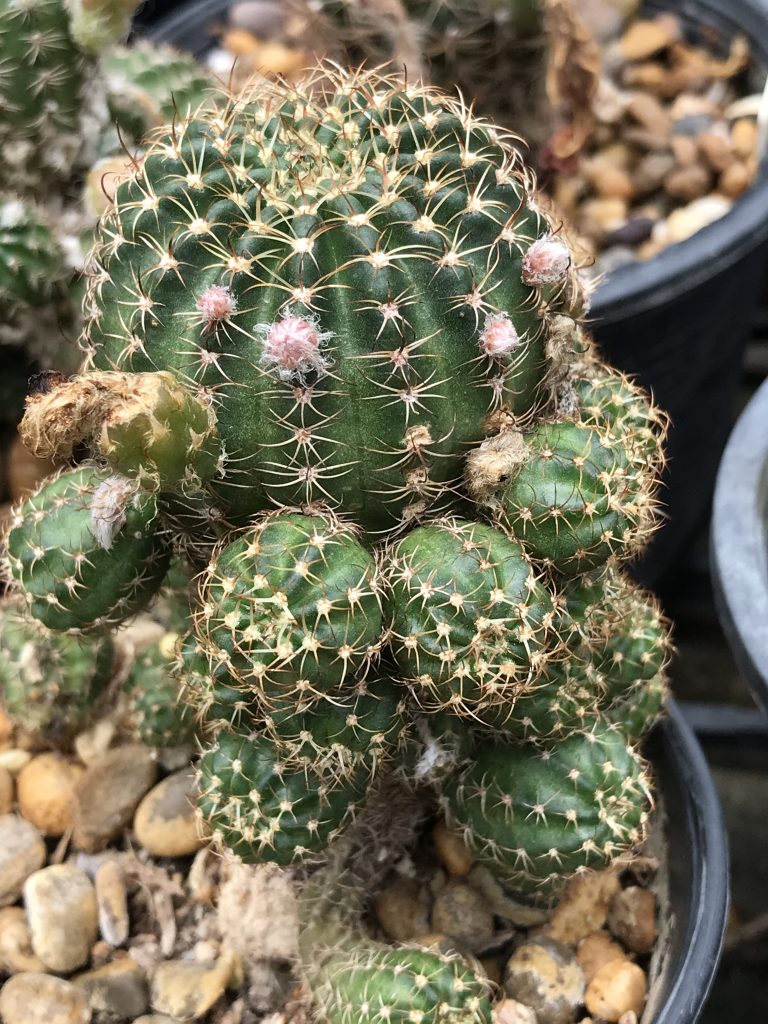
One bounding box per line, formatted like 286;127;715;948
79;67;583;533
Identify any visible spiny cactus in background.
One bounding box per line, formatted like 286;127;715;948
102;42;213;145
193;511;383;712
386;517;555;722
296;0;599;164
122;632;197;748
0;597;116;746
66;0;144;54
5;465;171;632
299;858;493;1024
23;66;587;537
443;719;651;900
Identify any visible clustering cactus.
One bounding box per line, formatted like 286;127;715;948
6;66;672;1024
0;597;116;746
122;632;197;748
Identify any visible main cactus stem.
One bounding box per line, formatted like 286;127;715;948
8;67;671;1023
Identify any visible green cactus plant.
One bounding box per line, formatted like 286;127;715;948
7;70;671;1020
122;632;197;748
193;511;383;712
5;465;171;632
443;718;652;900
22;66;586;535
386;517;555;722
0;597;116;745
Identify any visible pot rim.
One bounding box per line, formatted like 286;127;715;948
711;376;768;713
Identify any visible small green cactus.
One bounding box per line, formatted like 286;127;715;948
102;41;212;144
466;419;656;576
444;719;651;900
0;597;115;745
194;511;383;712
386;517;555;721
197;727;373;865
123;632;197;748
0;199;65;310
6;466;171;632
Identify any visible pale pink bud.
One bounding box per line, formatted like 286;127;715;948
197;285;237;324
262;314;330;379
522;235;571;286
479;312;521;357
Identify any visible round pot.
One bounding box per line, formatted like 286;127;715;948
711;376;768;713
143;0;768;588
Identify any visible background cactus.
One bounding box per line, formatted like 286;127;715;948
0;597;116;746
122;632;197;748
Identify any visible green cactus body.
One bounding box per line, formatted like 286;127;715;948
197;727;372;864
0;199;65;309
177;632;261;735
124;633;196;748
194;512;383;710
0;0;94;193
481;421;652;576
386;518;555;720
0;598;115;745
570;362;668;473
444;720;651;899
313;946;493;1024
83;67;583;533
299;865;493;1024
102;42;212;144
6;466;171;632
265;676;408;776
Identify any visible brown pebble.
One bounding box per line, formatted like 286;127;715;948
494;999;538;1024
731;119;757;160
697;132;733;173
0;907;46;974
626;92;672;138
670;134;698;168
431;880;494;952
719;161;753;198
73;744;157;851
373;877;431;942
24;865;99;974
433;820;473;876
0;972;91;1024
17;754;80;837
576;931;626;983
150;954;235;1020
0;815;46;907
585;960;647;1021
504;938;585;1024
134;769;207;858
585;161;635;201
74;959;149;1019
545;871;621;946
578;198;629;241
95;860;129;947
620;15;680;61
633;151;676;194
0;766;13;814
664;164;711;201
607;887;657;955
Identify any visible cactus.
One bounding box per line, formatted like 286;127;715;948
197;726;374;864
299;859;493;1024
0;597;116;745
466;419;658;576
5;466;171;632
102;42;212;145
386;517;555;722
443;719;651;900
193;511;383;712
38;66;588;535
123;632;197;748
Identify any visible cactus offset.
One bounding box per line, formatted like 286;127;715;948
123;632;197;748
386;517;555;722
6;466;171;632
0;597;116;745
444;719;652;900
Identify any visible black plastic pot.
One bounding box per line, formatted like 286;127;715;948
648;701;729;1024
711;377;768;714
144;0;768;588
590;0;768;587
